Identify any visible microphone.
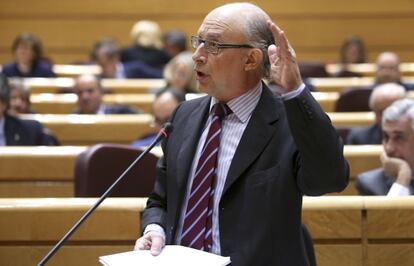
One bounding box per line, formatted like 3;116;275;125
38;122;174;266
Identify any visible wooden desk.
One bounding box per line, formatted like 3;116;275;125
313;91;414;113
31;93;154;114
20;114;154;145
23;78;166;94
326;63;414;77
2;196;413;266
327;112;375;127
309;77;414;92
0;145;381;197
53;64;101;77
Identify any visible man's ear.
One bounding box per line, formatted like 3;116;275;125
244;48;263;72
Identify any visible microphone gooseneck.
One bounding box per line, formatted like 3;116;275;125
37;123;173;266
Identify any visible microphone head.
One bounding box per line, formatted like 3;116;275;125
161;122;174;138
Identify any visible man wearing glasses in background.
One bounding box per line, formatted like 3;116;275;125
135;2;349;265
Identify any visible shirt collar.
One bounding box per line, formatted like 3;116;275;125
210;81;262;123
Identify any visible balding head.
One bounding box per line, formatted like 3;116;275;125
74;74;104;114
370;83;406;124
152;89;183;130
375;52;401;84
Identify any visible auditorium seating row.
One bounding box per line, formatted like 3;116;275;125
28;90;414;115
0;145;381;198
1;196;413;266
15;77;414;94
2;63;414;78
18;112;375;146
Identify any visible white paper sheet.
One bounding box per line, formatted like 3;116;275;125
99;245;231;266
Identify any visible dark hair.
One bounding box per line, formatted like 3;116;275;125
0;74;10;110
12;32;43;63
340;36;366;64
90;37;120;61
163;30;187;52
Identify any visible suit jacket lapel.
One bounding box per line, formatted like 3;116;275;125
223;86;281;194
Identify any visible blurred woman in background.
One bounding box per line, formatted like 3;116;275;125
2;32;55;78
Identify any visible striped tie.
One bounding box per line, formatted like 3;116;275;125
181;103;230;251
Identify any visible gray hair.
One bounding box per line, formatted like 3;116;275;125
244;11;274;80
382;98;414;131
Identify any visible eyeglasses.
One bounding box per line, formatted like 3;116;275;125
191;35;253;55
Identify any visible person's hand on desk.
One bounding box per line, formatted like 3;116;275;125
381;151;412;187
134;230;165;256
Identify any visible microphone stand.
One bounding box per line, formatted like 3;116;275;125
38;123;173;266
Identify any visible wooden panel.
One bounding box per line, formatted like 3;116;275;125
31;93;155;114
328;112;375;127
315;245;362;266
0;246;131;266
365;197;414;239
22;78;166;94
310;77;414;92
20;114;154;145
0;146;84;180
2;0;414;15
0;182;73;197
366;244;414;266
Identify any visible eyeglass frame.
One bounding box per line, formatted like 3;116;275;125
191;35;254;55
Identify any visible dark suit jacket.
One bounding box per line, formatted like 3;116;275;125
2;61;55;78
73;104;140;114
347;124;382;145
4;115;54;145
120;44;169;68
355;168;414;195
123;61;163;79
142;85;349;266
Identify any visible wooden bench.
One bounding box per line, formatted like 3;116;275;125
52;64;101;77
0;145;381;198
309;77;414;92
325;62;414;77
31;93;154;114
313;91;414;113
22;78;166;94
1;196;413;266
20;114;155;145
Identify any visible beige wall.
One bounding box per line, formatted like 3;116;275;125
1;0;414;64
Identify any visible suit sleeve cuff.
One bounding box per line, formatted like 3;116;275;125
280;83;306;100
144;223;166;238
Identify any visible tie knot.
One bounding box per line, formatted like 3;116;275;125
212;103;232;120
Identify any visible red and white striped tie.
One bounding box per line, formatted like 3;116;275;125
180;103;230;251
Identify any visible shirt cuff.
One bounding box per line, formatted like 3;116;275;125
387;182;412;196
280;83;306;100
144;223;166;239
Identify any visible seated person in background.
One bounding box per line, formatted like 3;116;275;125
347;83;406;145
161;51;198;94
335;36;366;77
7;78;35;115
121;20;169;69
162;30;188;59
2;32;55;78
356;98;414;195
73;74;141;114
131;88;185;148
374;51;414;90
0;74;56;145
92;38;162;79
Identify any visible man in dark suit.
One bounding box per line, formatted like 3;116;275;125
0;74;55;145
374;52;414;91
72;74;140;114
347;83;406;145
134;3;349;265
356;98;414;196
92;38;163;79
